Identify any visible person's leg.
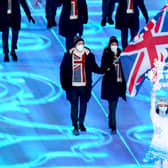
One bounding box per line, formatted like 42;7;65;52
154;160;161;168
2;28;9;62
65;35;74;51
68;87;80;135
79;88;87;131
108;100;118;133
121;28;128;50
101;0;108;26
70;88;79;129
107;0;115;24
163;160;168;168
130;25;139;41
51;0;58;26
129;14;139;41
46;0;53;28
71;101;79;128
10;29;19;61
11;30;19;52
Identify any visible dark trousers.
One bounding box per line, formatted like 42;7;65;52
65;35;74;51
121;26;138;50
2;28;19;54
108;100;118;130
65;19;82;51
69;87;88;128
102;0;115;19
45;0;58;23
121;15;139;50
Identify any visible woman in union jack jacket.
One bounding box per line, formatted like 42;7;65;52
101;36;126;134
60;36;104;136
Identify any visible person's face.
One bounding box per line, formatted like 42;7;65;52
110;42;118;53
110;42;118;47
75;41;84;52
158;104;168;116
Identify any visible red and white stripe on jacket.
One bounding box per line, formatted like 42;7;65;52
114;56;122;82
7;0;12;14
70;0;78;19
126;0;134;14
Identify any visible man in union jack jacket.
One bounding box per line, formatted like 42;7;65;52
60;36;104;135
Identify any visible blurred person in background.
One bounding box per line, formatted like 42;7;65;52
0;0;35;62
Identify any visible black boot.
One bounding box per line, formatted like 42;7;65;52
79;123;86;132
107;18;114;25
4;53;9;62
101;18;106;26
72;125;80;136
10;51;18;61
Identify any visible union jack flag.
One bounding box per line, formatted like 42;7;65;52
120;5;168;96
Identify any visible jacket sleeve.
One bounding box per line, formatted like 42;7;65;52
90;52;104;74
20;0;31;17
101;49;111;70
101;48;116;74
138;0;149;23
56;0;63;7
60;53;71;91
81;0;88;24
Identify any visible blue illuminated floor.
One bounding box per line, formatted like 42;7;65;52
0;0;167;167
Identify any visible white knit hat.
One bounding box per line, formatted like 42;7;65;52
157;98;167;105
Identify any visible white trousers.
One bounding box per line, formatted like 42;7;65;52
154;160;168;168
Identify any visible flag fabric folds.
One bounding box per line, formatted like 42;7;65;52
120;4;168;96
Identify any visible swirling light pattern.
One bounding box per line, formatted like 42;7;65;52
0;31;51;53
127;125;153;145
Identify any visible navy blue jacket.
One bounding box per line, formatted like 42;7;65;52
115;0;149;29
58;0;88;37
60;48;103;101
0;0;31;31
101;47;126;101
